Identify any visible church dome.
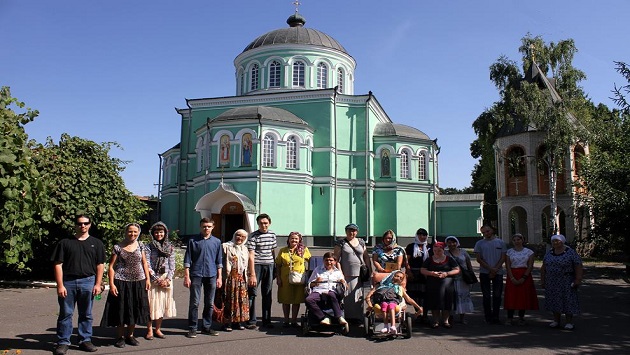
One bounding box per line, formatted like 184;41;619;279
211;106;308;126
374;122;431;140
242;13;348;54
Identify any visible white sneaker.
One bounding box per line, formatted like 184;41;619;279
563;323;574;330
320;318;331;325
549;321;559;328
338;316;348;325
389;326;397;334
380;326;390;334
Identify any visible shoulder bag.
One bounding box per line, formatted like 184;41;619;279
345;239;370;282
449;250;478;285
288;250;307;285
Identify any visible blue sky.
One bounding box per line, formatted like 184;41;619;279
3;0;629;196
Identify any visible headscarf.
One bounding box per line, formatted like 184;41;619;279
149;221;173;275
288;231;306;257
374;230;398;256
223;229;249;275
445;236;460;247
433;241;446;249
412;233;429;260
551;234;566;243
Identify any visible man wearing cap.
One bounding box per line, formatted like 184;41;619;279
474;225;507;324
334;223;370;322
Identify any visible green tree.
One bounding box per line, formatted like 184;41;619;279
30;134;148;274
579;62;630;255
0;87;52;271
471;34;588;234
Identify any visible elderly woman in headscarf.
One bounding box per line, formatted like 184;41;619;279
540;234;583;330
445;236;474;324
221;229;250;331
145;222;176;339
372;230;406;285
275;231;311;327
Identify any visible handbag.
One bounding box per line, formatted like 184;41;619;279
288;250;307;285
448;250;478;285
344;239;370;282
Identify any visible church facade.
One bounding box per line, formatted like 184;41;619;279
159;12;452;244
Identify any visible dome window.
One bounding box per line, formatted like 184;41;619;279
269;61;281;88
250;64;260;91
317;63;328;89
293;61;305;88
337;68;345;93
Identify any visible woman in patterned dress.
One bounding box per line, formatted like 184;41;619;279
275;231;311;327
372;230;406;285
540;234;583;330
221;229;250;331
145;222;176;339
101;223;151;348
504;233;538;325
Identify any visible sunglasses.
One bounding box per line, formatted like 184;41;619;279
76;222;90;226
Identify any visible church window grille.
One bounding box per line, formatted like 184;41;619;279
250;64;259;91
337;68;344;93
317;63;328;89
269;61;281;88
418;152;427;180
263;133;275;167
400;150;410;179
286;136;298;169
293;61;305;87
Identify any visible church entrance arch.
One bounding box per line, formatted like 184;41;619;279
541;205;566;242
195;182;257;242
508;206;528;241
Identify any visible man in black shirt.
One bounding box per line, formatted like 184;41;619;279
51;215;106;355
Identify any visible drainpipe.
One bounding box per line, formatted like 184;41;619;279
157;153;162;220
205;117;210;194
432;139;440;240
365;91;373;243
184;101;193;234
258;113;263;213
333;87;338;240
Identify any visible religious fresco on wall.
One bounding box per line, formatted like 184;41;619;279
381;149;391;177
220;134;230;167
242;133;252;166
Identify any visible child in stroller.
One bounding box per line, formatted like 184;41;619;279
365;270;422;335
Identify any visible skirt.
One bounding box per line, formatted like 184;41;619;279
148;282;176;320
101;279;150;327
222;269;249;324
504;268;539;310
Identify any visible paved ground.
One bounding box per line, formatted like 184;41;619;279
1;259;629;355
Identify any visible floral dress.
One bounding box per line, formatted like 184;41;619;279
543;247;582;315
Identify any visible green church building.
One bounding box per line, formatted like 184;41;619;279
159;11;481;245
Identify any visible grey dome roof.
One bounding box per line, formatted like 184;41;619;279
242;13;348;54
374;122;430;140
211;106;308;126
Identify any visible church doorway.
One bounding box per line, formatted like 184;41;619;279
214;202;245;242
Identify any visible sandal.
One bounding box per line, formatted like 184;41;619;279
144;334;154;340
154;331;166;339
443;322;452;329
431;322;440;329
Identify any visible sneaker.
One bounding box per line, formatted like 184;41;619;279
125;336;139;346
201;328;219;336
186;329;197;338
338;316;348;325
389;326;398;334
563;323;574;330
114;337;125;348
549;321;559;328
320;317;331;325
79;341;98;352
380;326;390;334
245;324;258;330
54;344;69;355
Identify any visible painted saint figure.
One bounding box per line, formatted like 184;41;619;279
220;135;230;167
242;133;252;166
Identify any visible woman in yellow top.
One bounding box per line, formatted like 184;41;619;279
275;231;311;328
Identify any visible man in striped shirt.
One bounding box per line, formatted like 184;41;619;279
246;213;277;329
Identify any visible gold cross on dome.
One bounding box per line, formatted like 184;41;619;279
293;0;301;13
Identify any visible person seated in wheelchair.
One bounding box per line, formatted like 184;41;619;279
365;270;422;334
305;252;348;326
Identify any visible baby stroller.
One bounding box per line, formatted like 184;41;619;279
364;271;414;339
300;257;350;336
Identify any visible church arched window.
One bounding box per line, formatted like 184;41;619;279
250;63;259;91
400;150;410;179
317;62;328;89
337;68;345;93
195;137;204;172
418;151;427;180
263;133;276;167
269;61;281;88
286;136;298;169
293;61;305;88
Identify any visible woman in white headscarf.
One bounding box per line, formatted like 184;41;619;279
445;236;474;324
221;229;250;331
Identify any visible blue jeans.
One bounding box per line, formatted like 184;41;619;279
248;264;274;325
188;276;217;330
56;275;95;345
479;273;504;321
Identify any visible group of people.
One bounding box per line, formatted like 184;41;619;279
51;215;584;355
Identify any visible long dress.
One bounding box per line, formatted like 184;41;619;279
276;246;311;304
543;247;582;315
222;242;250;324
101;242;150;327
146;241;177;320
448;249;474;314
504;248;539;311
422;256;459;310
335;238;367;320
